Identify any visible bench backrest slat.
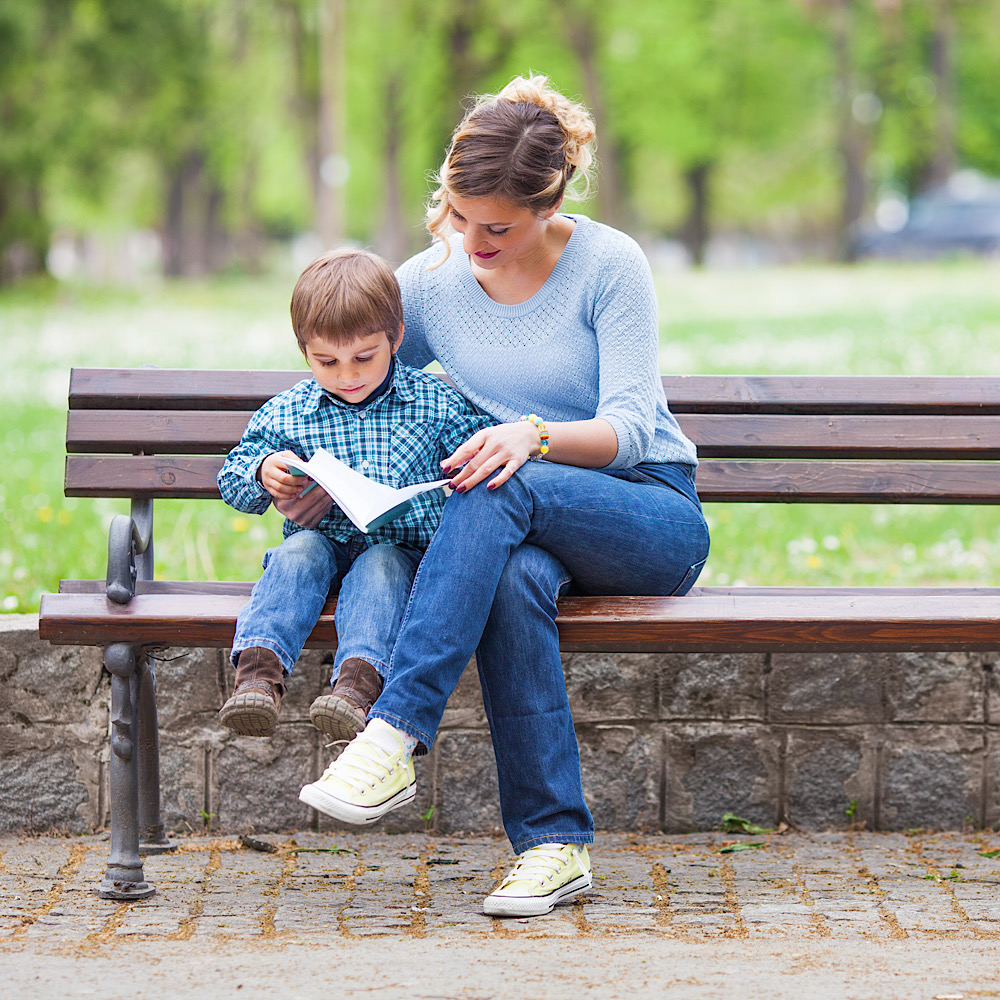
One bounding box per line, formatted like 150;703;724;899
64;455;1000;504
67;408;1000;461
69;369;1000;414
63;369;1000;505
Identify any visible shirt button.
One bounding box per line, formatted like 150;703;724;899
361;460;369;470
358;411;366;419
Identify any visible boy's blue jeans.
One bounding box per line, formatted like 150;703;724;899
371;460;710;854
231;530;421;682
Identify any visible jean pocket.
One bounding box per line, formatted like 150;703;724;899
669;558;707;597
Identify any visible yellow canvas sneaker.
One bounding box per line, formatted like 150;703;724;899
298;725;415;825
483;843;592;917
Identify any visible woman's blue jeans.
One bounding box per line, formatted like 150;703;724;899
371;460;710;853
231;530;422;681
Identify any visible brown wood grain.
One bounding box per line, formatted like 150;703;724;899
38;590;1000;652
64;454;1000;503
677;414;1000;459
69;369;1000;414
67;409;255;454
66;409;1000;460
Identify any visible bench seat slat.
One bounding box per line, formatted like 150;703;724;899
57;580;1000;599
38;591;1000;653
66;410;1000;460
64;455;1000;503
69;369;1000;415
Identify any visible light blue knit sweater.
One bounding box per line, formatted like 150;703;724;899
395;214;697;469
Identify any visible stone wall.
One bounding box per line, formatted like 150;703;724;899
2;614;998;836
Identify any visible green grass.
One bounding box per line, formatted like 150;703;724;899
3;261;1000;613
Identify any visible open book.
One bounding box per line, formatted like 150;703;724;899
283;447;450;534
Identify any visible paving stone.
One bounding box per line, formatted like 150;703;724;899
5;831;1000;945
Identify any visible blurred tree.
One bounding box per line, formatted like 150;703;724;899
605;0;826;264
0;1;74;282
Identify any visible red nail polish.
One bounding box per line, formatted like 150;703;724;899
487;483;496;491
441;464;452;473
455;484;467;493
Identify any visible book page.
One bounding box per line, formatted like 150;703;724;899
283;448;448;533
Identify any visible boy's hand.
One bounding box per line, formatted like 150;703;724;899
259;451;310;500
273;488;334;528
441;422;539;492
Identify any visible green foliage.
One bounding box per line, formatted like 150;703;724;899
4;261;1000;613
2;0;1000;274
720;813;774;835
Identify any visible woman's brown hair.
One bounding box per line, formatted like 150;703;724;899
426;74;596;262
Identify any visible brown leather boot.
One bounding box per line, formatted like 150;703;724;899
309;657;383;742
218;647;286;737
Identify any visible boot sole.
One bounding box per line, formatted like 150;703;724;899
309;696;368;743
299;778;415;825
218;692;278;737
483;871;593;918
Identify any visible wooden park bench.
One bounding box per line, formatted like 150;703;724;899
38;368;1000;899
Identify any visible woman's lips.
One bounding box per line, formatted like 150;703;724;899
475;249;500;259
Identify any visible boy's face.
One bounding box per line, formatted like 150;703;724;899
303;326;402;403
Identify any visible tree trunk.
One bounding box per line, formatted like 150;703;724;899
162;150;226;277
374;75;409;265
566;11;627;229
681;161;713;268
927;0;957;186
317;0;346;247
832;0;866;262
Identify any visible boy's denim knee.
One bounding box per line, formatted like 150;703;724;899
262;529;337;573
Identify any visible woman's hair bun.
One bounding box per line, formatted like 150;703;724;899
495;74;596;175
424;73;597;264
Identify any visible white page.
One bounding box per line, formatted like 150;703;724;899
283;448;449;533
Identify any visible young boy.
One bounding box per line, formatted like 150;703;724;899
217;248;492;741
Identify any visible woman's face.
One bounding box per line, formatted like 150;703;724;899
448;194;557;270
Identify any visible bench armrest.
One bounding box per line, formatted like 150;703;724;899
106;499;154;604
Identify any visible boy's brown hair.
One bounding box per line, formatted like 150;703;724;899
290;248;404;352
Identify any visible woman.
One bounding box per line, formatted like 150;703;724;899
292;74;709;918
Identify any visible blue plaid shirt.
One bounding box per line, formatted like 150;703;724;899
218;363;495;551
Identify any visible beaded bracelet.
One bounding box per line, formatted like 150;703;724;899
520;413;549;459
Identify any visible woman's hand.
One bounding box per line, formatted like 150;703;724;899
260;451;308;499
442;421;541;492
273;487;334;528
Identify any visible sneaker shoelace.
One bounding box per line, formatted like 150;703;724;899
499;845;574;889
320;737;400;795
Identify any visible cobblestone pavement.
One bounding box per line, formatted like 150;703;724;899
3;830;1000;998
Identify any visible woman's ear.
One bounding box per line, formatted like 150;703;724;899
540;196;564;220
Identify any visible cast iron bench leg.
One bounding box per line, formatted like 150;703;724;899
99;643;154;900
136;652;176;855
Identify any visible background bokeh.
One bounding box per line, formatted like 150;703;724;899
2;0;1000;612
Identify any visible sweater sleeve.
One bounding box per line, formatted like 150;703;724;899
591;239;660;468
216;400;283;514
396;254;436;370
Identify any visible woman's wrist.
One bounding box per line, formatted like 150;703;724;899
519;414;550;461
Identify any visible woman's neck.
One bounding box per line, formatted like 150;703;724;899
469;214;576;306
